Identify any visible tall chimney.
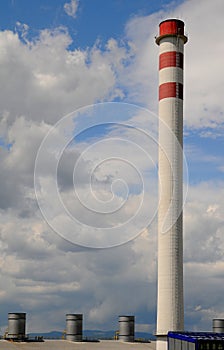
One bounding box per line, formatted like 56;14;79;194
155;19;188;350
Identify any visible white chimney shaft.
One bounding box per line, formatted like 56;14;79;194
156;19;188;350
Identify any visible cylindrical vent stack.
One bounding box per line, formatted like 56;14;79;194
156;19;187;350
66;314;83;342
119;316;135;342
8;313;26;340
213;319;224;333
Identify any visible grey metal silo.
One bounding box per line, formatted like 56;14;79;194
213;319;224;333
8;313;26;340
119;315;135;342
66;314;83;341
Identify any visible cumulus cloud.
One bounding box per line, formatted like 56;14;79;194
64;0;79;18
0;212;157;332
183;181;224;330
0;27;130;125
0;20;157;331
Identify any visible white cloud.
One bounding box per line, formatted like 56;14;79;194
0;33;157;327
0;27;129;125
64;0;79;19
218;164;224;173
15;21;29;44
183;181;224;330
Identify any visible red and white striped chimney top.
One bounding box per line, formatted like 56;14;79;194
156;19;187;45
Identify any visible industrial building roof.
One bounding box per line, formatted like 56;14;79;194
0;340;156;349
168;332;224;342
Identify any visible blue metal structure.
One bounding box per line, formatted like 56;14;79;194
168;332;224;350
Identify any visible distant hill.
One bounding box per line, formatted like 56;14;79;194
28;329;156;341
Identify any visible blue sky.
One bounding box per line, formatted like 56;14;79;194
0;0;224;336
0;0;182;48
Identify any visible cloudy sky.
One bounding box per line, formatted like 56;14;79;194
0;0;224;335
